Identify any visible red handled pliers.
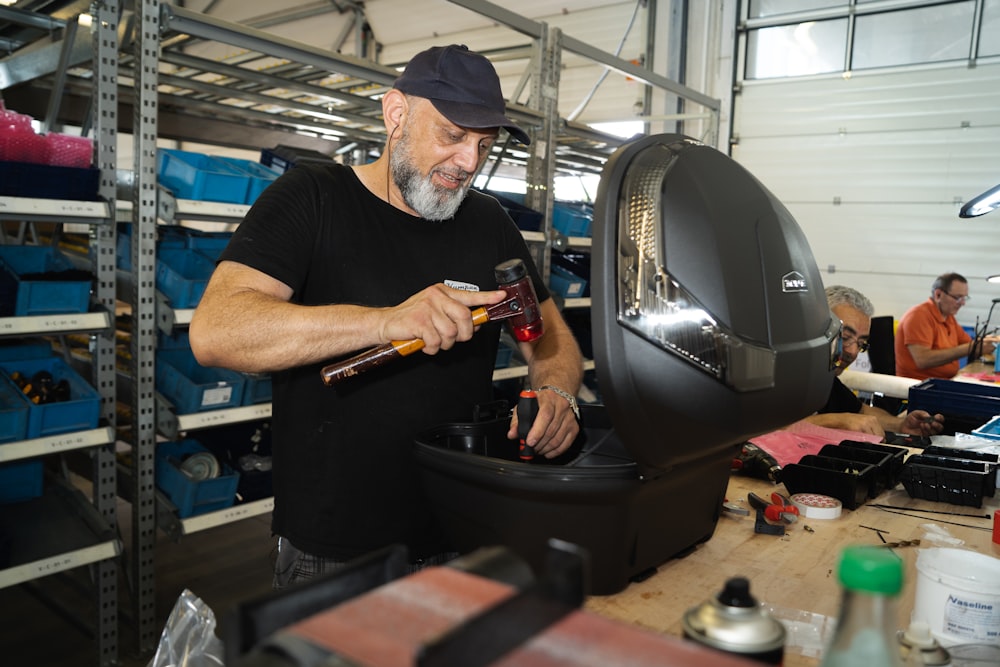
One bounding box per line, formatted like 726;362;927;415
748;491;799;524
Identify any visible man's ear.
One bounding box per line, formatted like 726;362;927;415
382;89;408;134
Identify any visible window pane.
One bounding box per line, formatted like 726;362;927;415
853;2;975;69
981;0;1000;57
749;0;845;19
746;19;847;79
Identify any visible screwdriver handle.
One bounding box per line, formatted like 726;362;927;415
517;389;539;461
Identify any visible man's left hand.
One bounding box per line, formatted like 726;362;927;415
507;389;580;458
900;410;944;436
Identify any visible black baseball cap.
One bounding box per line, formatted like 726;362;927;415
393;44;530;145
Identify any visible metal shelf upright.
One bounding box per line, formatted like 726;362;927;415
0;2;122;666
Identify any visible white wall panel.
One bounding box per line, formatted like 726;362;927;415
732;62;1000;330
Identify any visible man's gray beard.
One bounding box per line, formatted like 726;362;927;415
390;133;469;221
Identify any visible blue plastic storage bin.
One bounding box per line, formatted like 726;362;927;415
907;379;1000;422
0;340;53;363
156;248;216;309
213;157;280;204
158;149;250;204
477;189;543;232
549;265;587;298
116;223;193;272
156;348;245;414
494;344;514;369
0;356;100;437
0;245;92;316
0;371;31;443
155;439;239;517
180;228;232;261
552;202;593;237
0;459;43;504
241;373;272;405
972;415;1000;441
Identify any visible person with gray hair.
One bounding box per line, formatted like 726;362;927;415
801;285;943;437
895;272;999;379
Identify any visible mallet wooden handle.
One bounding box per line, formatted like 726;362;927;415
320;308;490;385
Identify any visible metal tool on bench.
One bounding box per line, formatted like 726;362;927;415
320;258;543;385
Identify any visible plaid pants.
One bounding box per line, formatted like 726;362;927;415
273;536;458;589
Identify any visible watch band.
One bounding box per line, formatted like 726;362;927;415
538;385;580;420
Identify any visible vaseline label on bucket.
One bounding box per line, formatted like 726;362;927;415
943;594;1000;642
914;548;1000;646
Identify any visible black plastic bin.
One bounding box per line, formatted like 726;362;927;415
818;443;898;497
781;454;877;509
901;454;994;507
413;404;732;595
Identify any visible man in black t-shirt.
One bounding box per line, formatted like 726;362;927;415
189;45;584;588
805;285;942;438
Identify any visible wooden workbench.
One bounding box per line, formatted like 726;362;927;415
585;470;1000;666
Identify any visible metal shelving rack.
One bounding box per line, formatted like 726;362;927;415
3;0;720;655
0;2;121;666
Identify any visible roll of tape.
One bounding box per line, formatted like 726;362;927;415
790;493;842;519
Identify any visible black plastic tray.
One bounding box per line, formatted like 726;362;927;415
818;444;895;498
837;440;908;489
920;446;999;491
900;454;992;508
781;454;877;509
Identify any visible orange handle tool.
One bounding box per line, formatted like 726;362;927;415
320;310;490;385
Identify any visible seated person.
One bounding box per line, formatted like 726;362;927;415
803;285;944;439
895;272;999;379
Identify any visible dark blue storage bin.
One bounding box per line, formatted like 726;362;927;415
0;245;92;316
0;372;31;443
907;379;1000;421
0;357;100;437
0;161;100;200
156;348;245;414
158;149;250;204
156;248;216;309
0;459;43;504
260;145;334;172
477;189;543;232
155;439;239;517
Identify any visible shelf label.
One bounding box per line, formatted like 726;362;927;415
1;542;119;588
180;497;274;534
0;427;113;463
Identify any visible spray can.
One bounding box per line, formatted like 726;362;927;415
682;576;786;665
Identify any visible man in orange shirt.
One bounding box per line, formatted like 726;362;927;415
895;272;998;379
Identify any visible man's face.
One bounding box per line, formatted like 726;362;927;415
933;280;969;317
389;98;497;221
832;303;871;375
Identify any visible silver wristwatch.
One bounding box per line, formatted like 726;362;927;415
539;385;580;420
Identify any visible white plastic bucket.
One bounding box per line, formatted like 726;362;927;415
912;547;1000;646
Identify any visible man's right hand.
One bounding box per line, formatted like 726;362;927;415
380;283;507;354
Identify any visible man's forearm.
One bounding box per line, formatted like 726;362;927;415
909;343;969;369
522;300;584;394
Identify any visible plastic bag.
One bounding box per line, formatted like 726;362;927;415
147;589;224;667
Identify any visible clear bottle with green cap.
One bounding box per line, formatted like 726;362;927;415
820;545;904;667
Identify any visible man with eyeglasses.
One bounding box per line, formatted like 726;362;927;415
895;272;999;380
803;285;943;438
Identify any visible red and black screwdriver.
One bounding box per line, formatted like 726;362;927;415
517;388;539;461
